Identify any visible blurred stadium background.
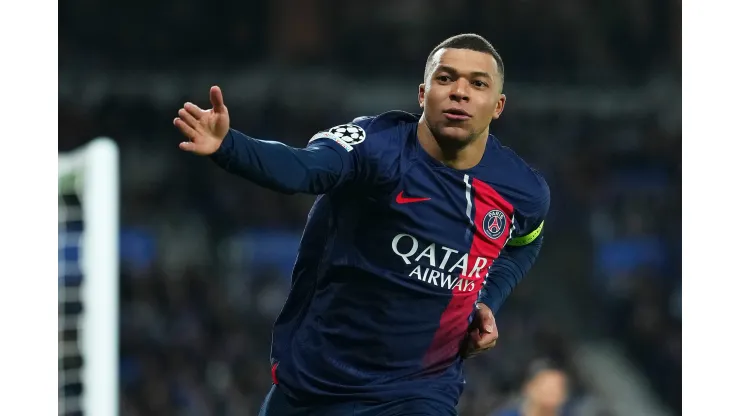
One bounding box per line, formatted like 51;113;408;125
58;1;681;415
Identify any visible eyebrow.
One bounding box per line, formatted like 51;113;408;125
436;65;493;81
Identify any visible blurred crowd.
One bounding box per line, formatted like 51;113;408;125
59;0;680;415
59;0;679;84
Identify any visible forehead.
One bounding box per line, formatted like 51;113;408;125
531;371;567;387
429;48;498;77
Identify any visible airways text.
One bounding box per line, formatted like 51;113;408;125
391;233;494;293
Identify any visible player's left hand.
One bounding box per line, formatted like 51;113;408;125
461;303;498;359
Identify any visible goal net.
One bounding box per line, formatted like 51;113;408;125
58;138;119;416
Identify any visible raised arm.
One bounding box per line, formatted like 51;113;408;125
174;86;356;194
208;129;351;194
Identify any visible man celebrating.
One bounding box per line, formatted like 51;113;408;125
174;33;549;416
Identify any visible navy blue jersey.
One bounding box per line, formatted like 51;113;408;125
210;111;549;409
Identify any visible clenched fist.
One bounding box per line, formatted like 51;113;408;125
461;303;499;359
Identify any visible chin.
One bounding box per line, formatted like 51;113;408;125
434;125;475;146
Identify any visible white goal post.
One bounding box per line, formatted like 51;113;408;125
58;138;119;416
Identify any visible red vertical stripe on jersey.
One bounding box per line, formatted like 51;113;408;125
271;362;279;385
422;178;514;369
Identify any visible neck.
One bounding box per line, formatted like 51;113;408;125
521;402;557;416
417;115;488;170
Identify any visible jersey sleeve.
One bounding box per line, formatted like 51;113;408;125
209;118;376;195
507;171;550;247
478;171;550;314
304;119;375;185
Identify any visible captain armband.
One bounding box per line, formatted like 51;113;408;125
507;221;544;247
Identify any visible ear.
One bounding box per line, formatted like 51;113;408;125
418;83;426;108
491;94;506;120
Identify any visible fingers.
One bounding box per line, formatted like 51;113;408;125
174;87;226;154
462;334;497;359
480;312;495;334
210;86;226;114
178;107;200;129
177;138;211;155
173;117;198;140
461;324;499;359
184;102;204;120
468;329;498;348
475;303;496;334
477;332;498;349
178;141;197;152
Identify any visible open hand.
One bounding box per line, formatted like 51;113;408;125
173;86;231;156
461;303;499;359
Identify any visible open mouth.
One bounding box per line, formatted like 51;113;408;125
442;109;472;121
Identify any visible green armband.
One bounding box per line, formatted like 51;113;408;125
507;221;544;247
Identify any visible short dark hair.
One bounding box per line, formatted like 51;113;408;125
524;358;566;384
424;33;505;87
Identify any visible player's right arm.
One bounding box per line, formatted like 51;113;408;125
173;86;359;195
208;128;355;194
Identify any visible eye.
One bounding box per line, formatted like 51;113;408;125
437;75;452;83
472;80;488;88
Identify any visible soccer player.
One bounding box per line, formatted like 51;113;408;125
174;34;549;416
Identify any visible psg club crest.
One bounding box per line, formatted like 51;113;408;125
482;209;507;240
329;124;366;146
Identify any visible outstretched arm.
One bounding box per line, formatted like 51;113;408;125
209;129;350;194
174;86;354;195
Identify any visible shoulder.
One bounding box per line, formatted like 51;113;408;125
309;110;417;154
346;110;419;151
352;110;420;134
306;111;417;184
486;135;550;217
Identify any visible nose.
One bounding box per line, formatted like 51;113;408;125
449;79;470;102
